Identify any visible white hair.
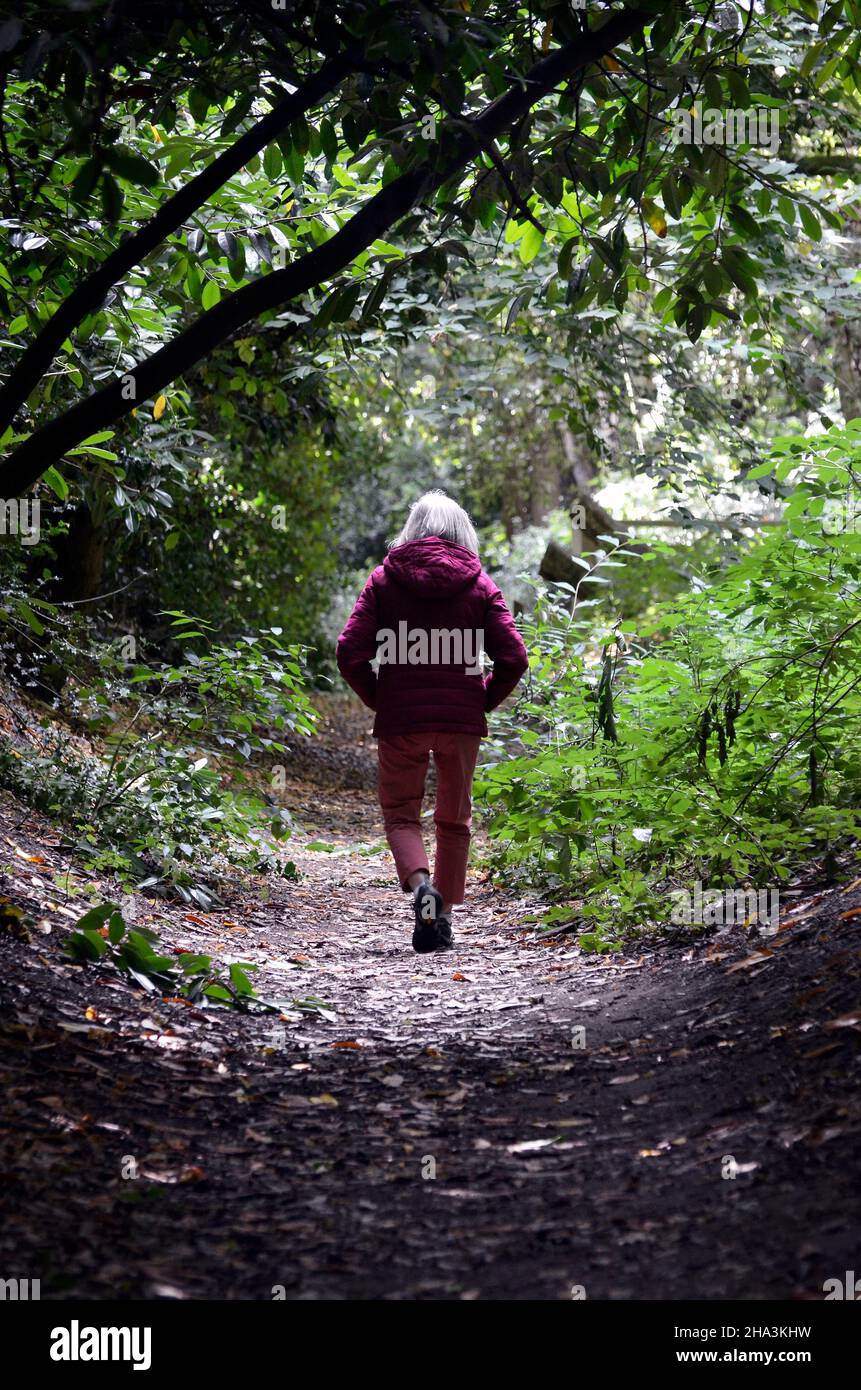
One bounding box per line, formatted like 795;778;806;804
394;490;479;554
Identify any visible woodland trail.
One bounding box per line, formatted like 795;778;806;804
1;697;860;1301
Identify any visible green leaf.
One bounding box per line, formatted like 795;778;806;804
65;928;108;962
505;288;533;332
686;302;706;343
660;173;683;220
320;119;339;164
229;962;256;996
519;223;544;265
203;984;233;1002
107;912;126;944
73;904;119;932
105;146;160;187
71;156;100;203
800;41;825;79
100;172;123;223
284;146;304;184
703;72;723;110
315;282;362;330
43;465;69;500
17;600;45;635
721;247;758;297
361;264;395;322
178;953;212;974
588;235;622;276
67;445;118;460
799;204;822;242
216;230;239;261
263;144;283;181
726;69;749;109
188;87;211;123
557;235;578;279
728;203;759;239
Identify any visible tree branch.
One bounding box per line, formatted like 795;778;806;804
0;50;355;438
0;6;650;497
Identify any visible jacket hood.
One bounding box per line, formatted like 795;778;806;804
384;536;481;597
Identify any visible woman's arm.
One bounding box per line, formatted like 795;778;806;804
483;583;529;711
336;572;380;710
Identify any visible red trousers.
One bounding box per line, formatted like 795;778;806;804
377;732;482;906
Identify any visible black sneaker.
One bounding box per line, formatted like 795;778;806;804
435;915;454;950
412;881;443;953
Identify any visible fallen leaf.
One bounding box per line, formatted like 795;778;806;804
726;950;774;973
823;1011;861;1031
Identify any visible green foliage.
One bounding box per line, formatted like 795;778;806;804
476;427;861;949
2;0;860;489
142;424;347;642
0;613;315;893
64;901;272;1011
1;1;860;936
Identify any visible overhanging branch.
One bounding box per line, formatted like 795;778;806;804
0;6;650;497
0;50;355;438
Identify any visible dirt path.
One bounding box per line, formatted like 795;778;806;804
1;698;860;1300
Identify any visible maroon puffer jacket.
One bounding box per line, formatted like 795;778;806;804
336;536;529;736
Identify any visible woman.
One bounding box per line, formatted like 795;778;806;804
337;491;528;952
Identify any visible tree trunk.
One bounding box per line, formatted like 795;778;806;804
539;437;647;596
833;320;861;422
529;433;561;524
47;503;106;604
